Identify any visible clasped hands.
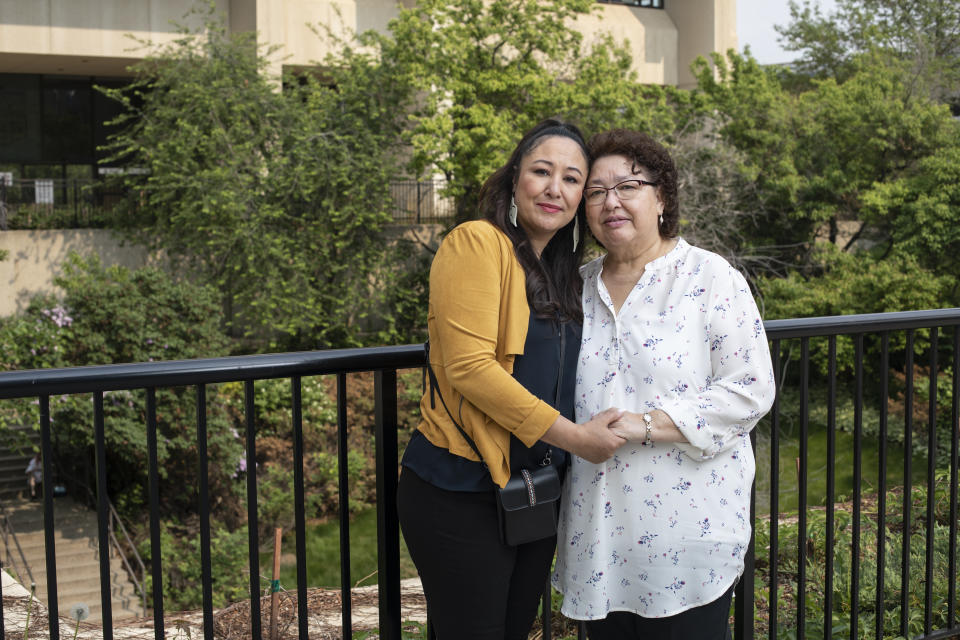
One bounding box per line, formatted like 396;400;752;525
544;408;684;464
582;408;687;463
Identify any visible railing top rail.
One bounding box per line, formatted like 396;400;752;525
763;307;960;339
0;344;427;400
2;308;960;399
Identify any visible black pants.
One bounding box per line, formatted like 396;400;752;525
585;583;735;640
397;467;556;640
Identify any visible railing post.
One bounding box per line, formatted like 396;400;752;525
196;384;214;640
291;376;309;640
735;427;757;640
146;388;165;640
851;334;863;640
768;340;781;640
374;370;401;640
0;180;7;230
1;555;6;640
244;380;262;640
542;575;552;640
337;373;353;636
94;392;114;638
40;395;60;640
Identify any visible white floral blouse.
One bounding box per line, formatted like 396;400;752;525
553;238;776;620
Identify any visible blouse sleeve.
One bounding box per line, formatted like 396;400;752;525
430;224;559;446
659;264;775;460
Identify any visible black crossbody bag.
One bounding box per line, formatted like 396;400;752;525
424;337;564;546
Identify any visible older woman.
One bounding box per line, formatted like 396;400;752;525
397;119;625;640
553;130;776;639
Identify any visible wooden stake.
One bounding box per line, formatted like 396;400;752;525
270;527;282;640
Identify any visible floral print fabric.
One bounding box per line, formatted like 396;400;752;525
553;238;775;620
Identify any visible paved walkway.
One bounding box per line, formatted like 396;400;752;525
3;571;427;639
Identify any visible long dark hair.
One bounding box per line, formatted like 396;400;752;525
477;119;589;323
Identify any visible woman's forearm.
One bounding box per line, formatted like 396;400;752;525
540;408;625;464
609;410;689;444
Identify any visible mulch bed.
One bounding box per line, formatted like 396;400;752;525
212;586;426;640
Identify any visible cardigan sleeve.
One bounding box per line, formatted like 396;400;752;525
658;264;775;460
429;224;560;447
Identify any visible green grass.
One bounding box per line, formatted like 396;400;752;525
754;419;929;514
261;507;418;591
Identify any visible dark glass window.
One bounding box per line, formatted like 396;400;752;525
0;73;130;172
42;77;93;163
0;75;42;163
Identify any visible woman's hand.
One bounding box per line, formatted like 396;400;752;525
541;408;626;464
609;410;688;444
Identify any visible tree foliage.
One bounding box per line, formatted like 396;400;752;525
777;0;960;109
331;0;685;221
692;49;960;305
0;254;241;518
100;7;409;349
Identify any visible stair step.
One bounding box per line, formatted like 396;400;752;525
1;496;144;622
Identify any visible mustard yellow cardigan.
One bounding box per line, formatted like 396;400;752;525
416;220;561;488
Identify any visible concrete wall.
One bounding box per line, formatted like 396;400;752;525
0;0;733;85
0;0;416;78
0;225;445;318
255;0;414;78
0;229;152;316
575;5;678;85
666;0;738;89
0;0;209;76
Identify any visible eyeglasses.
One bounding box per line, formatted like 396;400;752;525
584;179;658;205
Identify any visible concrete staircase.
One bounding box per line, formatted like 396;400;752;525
0;424;38;501
3;497;143;623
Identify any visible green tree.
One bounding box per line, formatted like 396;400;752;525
862;141;960;300
100;7;409;349
331;0;683;221
0;254;242;519
693;51;958;279
776;0;960;109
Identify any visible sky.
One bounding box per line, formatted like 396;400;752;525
736;0;838;65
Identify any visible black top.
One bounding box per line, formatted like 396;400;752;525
402;312;581;492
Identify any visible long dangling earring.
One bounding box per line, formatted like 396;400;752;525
659;213;664;228
509;196;518;227
572;216;579;252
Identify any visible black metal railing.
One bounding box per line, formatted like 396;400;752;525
0;310;957;640
107;501;148;618
0;504;34;590
388;180;455;224
741;308;960;640
0;179;120;230
0;179;453;230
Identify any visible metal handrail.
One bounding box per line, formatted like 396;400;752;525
0;310;958;639
107;501;147;617
0;343;426;399
0;503;35;588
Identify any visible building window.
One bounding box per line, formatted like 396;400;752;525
598;0;664;7
0;73;129;177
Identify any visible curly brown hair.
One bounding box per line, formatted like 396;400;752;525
588;129;679;239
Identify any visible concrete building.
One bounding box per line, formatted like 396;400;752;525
0;0;736;181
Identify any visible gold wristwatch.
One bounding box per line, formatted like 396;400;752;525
642;412;653;446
